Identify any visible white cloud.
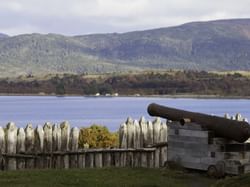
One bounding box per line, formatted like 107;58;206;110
0;0;250;36
0;25;40;36
0;1;24;12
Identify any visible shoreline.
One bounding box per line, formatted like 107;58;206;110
0;93;250;99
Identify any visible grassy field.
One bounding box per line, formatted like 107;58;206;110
0;168;217;187
214;173;250;187
211;70;250;77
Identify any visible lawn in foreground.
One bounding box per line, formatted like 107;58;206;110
0;168;216;187
214;173;250;187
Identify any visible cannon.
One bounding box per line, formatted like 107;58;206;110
147;103;250;143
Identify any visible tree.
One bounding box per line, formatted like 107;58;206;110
55;82;65;95
78;125;118;148
99;83;113;95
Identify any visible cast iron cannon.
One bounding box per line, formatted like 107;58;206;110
147;103;250;143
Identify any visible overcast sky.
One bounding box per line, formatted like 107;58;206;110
1;0;250;36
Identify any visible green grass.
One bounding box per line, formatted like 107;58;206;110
213;173;250;187
0;168;216;187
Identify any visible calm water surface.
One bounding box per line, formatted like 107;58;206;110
0;96;249;131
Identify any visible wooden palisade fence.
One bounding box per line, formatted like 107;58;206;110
119;116;168;168
0;117;168;171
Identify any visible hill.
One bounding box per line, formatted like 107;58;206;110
1;19;250;77
0;33;8;38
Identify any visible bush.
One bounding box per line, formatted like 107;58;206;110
79;125;118;148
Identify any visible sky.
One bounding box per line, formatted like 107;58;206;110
1;0;250;36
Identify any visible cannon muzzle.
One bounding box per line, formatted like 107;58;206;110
147;103;250;143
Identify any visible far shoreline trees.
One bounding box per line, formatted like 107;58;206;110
0;71;249;96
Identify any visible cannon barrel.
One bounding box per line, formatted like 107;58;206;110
147;103;250;143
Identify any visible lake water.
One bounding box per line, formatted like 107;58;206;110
0;96;249;131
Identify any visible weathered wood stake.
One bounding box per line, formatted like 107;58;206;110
25;124;35;169
95;151;103;168
153;117;161;144
69;127;79;168
17;128;25;169
103;152;111;167
44;122;53;168
78;152;85;168
60;121;70;169
141;152;147;168
134;120;141;148
120;152;126;167
139;116;147;147
147;121;153;145
0;127;5;170
34;125;44;169
127;117;135;148
119;123;127;148
6;122;17;170
154;148;160;168
52;124;61;168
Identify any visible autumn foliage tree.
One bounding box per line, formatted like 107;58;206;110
78;125;118;148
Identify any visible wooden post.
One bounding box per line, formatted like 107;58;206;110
86;152;94;168
235;113;243;121
52;124;61;151
160;146;168;167
52;124;61;168
126;117;135;148
126;151;133;167
78;152;86;169
0;127;5;170
114;152;120;167
90;153;94;168
110;152;115;166
134;120;141;148
153;117;161;144
34;125;44;169
69;127;79;168
6;122;17;170
224;113;230;119
141;151;147;168
25;124;35;169
134;120;141;167
17;128;25;169
148;151;154;168
160;122;168;167
119;123;127;148
120;151;126;167
154;148;160;168
103;152;111;167
160;122;168;142
133;150;140;167
43;122;53;168
95;151;103;168
60;121;70;169
139;116;147;147
147;121;153;145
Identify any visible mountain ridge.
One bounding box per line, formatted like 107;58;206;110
0;33;8;38
1;18;250;77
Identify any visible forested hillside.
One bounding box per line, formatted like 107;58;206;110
1;19;250;77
